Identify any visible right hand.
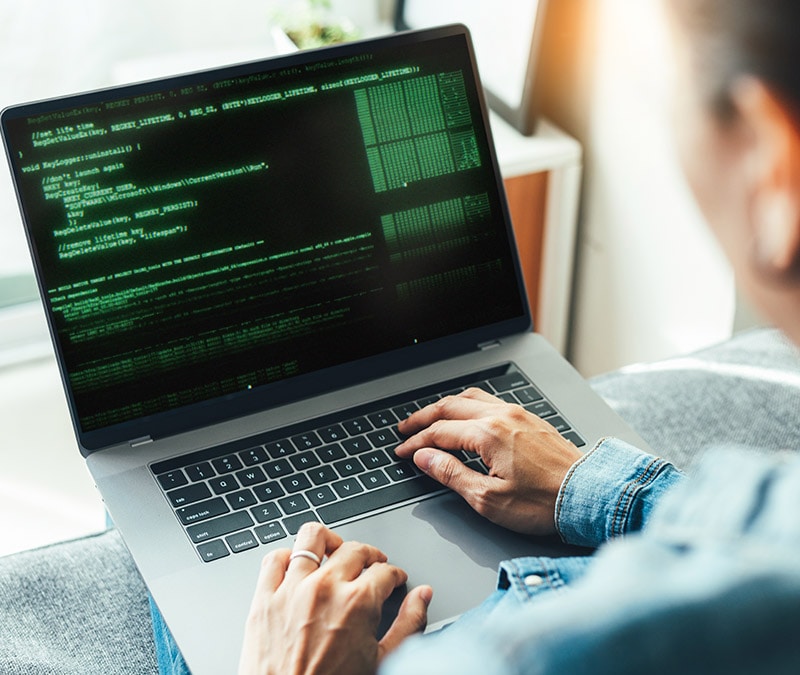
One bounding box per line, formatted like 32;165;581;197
395;387;583;536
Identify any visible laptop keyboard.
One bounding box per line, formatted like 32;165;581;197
151;365;586;563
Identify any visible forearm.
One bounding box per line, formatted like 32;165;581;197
555;438;685;548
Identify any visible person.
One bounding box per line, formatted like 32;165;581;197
162;0;800;672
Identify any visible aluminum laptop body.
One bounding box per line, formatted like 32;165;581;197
1;26;652;674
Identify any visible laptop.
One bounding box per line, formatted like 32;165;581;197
1;25;652;673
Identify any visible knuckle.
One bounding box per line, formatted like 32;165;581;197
469;482;496;515
432;396;452;416
506;404;528;423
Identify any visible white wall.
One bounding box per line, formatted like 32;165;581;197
568;0;736;376
0;0;387;276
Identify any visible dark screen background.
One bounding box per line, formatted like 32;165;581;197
3;33;525;433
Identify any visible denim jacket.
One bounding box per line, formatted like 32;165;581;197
382;438;800;674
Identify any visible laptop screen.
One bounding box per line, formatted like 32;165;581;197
2;27;527;446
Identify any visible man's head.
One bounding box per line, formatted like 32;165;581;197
667;0;800;345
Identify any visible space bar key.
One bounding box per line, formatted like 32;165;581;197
317;475;442;524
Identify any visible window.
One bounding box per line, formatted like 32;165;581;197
0;0;360;357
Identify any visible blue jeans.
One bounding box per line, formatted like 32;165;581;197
150;598;192;675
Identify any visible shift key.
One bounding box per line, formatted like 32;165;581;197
187;511;253;543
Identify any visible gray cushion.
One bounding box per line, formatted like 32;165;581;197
590;328;800;469
0;530;158;675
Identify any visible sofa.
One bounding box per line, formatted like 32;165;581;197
1;328;798;674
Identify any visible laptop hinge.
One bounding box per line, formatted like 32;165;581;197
477;339;501;351
129;435;154;448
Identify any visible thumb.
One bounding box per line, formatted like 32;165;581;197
378;585;433;660
413;448;488;497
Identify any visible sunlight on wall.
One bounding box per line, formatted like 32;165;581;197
570;0;735;376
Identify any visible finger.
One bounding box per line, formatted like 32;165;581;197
412;447;493;501
398;394;505;437
357;560;409;602
396;417;487;458
324;540;389;580
254;548;292;597
378;585;433;661
286;522;343;578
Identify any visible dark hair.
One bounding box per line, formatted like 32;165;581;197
670;0;800;119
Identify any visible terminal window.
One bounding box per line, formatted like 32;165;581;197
4;35;523;431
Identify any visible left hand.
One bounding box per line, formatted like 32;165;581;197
239;522;432;675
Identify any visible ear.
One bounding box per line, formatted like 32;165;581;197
731;77;800;282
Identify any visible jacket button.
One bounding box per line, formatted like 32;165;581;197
523;574;544;587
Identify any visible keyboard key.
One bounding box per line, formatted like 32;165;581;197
316;443;346;462
279;494;310;515
562;431;587;448
283;511;320;535
342;436;372;455
465;381;493;393
255;521;287;544
525;401;556;418
251;502;281;523
342;417;372;435
253;482;285;501
488;372;530;392
209;475;240;495
392;403;419;420
318;424;347;443
515;386;544;404
545;415;571;433
239;447;268;466
212;455;242;474
226;530;259;554
334;457;365;477
359;470;390;490
291;432;322;451
498;393;517;403
281;474;312;494
361;449;391;469
306;485;337;506
318;475;441;524
416;395;440;408
332;478;364;499
197;540;229;562
167;482;211;507
308;465;338;485
367;410;397;428
386;462;420;482
367;428;399;448
265;440;295;458
226;489;257;510
264;458;292;479
466;459;489;474
178;497;229;525
289;451;320;472
185;462;215;481
157;470;188;490
187;511;252;543
236;466;267;487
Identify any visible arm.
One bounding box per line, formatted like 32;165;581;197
380;448;800;675
396;388;685;548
